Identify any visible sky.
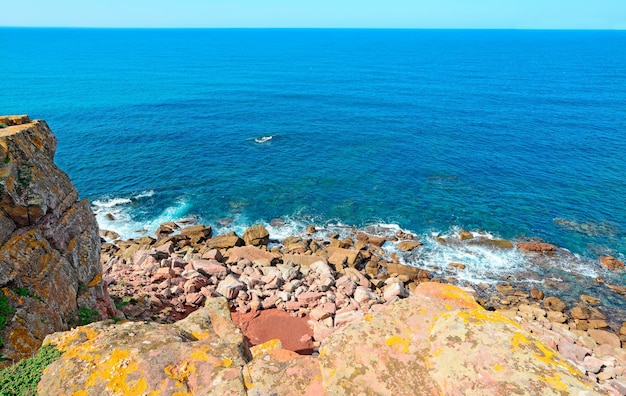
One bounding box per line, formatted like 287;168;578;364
3;0;626;29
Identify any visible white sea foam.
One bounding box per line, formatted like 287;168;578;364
92;198;132;208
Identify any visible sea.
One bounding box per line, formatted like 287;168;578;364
1;28;625;319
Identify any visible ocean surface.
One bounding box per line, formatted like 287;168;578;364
1;28;625;314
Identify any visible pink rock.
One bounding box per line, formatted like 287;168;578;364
185;292;206;307
557;340;590;363
149;295;163;307
344;268;371;288
334;310;364;327
216;275;246;300
227;245;275;264
191;258;228;279
262;294;279;309
383;282;409;301
157;279;170;290
181;269;204;280
310;307;332;321
200;286;220;298
354;286;379;305
285;301;303;310
310;260;333;276
201;248;223;262
153;267;175;282
583;355;605;374
336;276;357;297
297;291;325;304
184;278;207;294
588;329;621;348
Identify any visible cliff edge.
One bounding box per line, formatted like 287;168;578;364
0;115;111;365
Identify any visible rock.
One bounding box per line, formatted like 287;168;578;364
517;241;557;252
216;275;246;300
190;258;228;279
496;284;516;296
557;340;590;363
39;297;248;395
397;240;423;251
246;350;324;396
599;256;624;270
386;262;429;281
588;329;621;348
383;282;410;301
283;253;326;268
0;118;112;364
242;224;270;246
459;230;474;240
530;287;545;300
583;355;605;374
467;239;514;249
570;306;590;320
449;262;466;270
318;282;600;395
354;286;379;304
325;247;363;268
543;296;567;312
580;295;601;305
227;245;275;264
205;232;244;249
99;229;120;240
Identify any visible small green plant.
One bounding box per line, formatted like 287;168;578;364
13;288;43;302
0;123;7;129
0;343;62;395
0;295;16;348
76;307;99;326
2;156;8;164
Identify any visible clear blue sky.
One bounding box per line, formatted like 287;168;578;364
4;0;626;29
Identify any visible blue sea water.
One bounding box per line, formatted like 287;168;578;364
1;28;625;310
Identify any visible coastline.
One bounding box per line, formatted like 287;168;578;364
100;220;626;393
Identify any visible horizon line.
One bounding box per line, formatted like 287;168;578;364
1;26;625;31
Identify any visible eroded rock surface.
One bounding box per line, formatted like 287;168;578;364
0;116;111;364
38;284;603;395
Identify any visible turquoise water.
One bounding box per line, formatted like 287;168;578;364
1;28;625;308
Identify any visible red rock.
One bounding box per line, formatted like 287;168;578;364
383;282;409;301
183;278;207;294
516;241;557;252
201;248;223;261
231;309;314;354
227;245;275;264
599;256;625;270
190;258;228;278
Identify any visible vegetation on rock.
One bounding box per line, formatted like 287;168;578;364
0;344;62;396
0;295;16;349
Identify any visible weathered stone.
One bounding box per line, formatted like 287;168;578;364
325;247;363;268
530;287;545;300
397;240;423;251
571;306;591;320
216;275;246;300
588;329;621;348
383;282;409;301
467;238;514;249
0;119;111;364
39;297;247;395
242;224;270;246
449;262;466;270
318;282;600;395
543;296;567;312
599;256;624;270
283;253;326;268
227;245;275;264
517;241;557;252
557;340;591;362
205;232;244;249
580;295;601;305
497;284;516;296
190;258;228;278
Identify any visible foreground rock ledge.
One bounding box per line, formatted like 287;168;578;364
38;284;603;395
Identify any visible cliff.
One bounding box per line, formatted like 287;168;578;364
0;115;111;365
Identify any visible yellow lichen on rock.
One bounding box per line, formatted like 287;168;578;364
385;335;409;353
250;338;282;359
85;348;148;395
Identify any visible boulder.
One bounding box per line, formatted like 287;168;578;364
242;224;270;246
205;232;244;249
0;118;111;365
543;296;568;312
517;241;557;253
599;256;624;270
397;240;423;251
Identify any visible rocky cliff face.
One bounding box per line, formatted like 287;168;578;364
0;115;110;365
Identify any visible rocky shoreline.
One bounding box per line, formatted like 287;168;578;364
101;221;626;395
